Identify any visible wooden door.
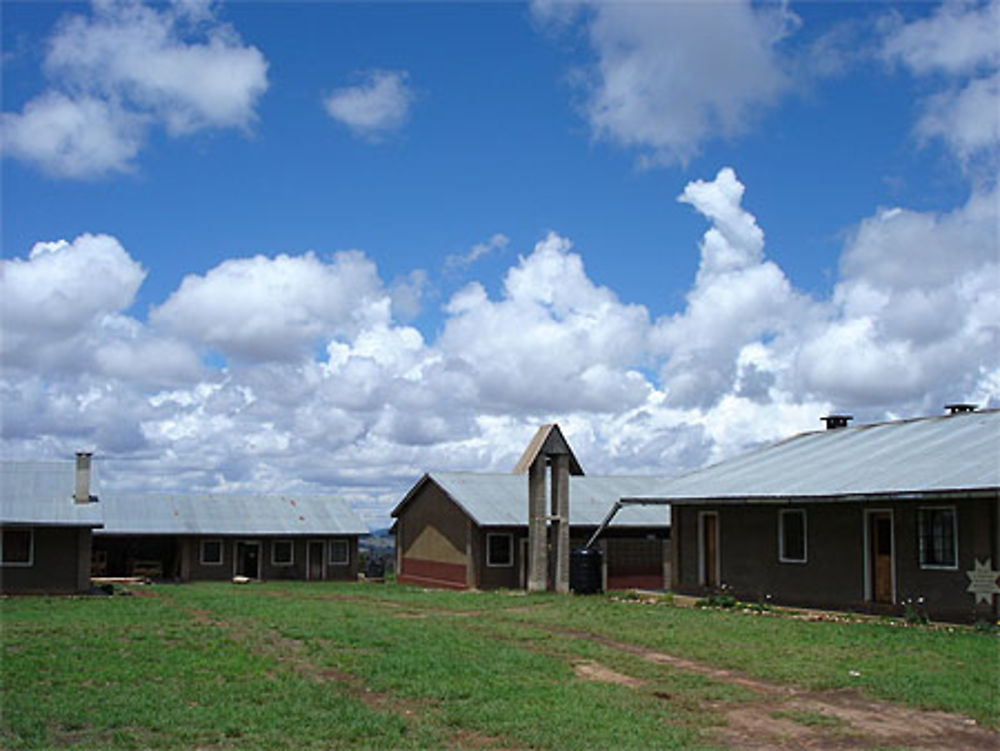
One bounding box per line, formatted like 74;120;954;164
307;541;325;581
702;513;718;588
869;513;893;603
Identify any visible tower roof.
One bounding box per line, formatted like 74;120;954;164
511;423;585;476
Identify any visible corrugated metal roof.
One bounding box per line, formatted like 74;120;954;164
627;409;1000;503
97;492;368;536
0;461;103;527
414;472;671;527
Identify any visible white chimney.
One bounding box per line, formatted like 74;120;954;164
75;452;93;504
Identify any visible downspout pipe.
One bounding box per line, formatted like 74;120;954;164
584;501;623;550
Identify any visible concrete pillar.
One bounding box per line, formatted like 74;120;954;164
551;454;570;593
527;456;548;592
179;538;192;582
466;518;476;589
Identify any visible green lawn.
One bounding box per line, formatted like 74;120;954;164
1;582;996;749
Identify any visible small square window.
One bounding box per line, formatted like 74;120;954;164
199;539;223;566
1;529;33;566
778;510;806;564
329;539;349;565
272;540;294;566
918;507;957;569
486;533;513;567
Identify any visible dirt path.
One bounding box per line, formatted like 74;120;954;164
543;624;997;750
164;595;518;749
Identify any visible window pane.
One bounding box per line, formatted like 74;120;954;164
920;509;955;567
329;539;348;565
2;530;31;564
781;511;805;562
273;540;293;564
488;534;512;566
201;540;222;564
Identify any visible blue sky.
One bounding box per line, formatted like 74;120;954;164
2;1;998;526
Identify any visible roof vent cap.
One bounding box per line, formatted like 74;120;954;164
944;403;977;415
820;414;853;430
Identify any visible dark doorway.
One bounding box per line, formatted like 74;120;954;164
307;541;324;581
92;536;177;578
869;512;893;603
235;541;261;579
701;512;719;588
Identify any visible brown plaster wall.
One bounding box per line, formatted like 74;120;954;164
673;498;997;622
606;533;665;590
1;525;92;594
475;528;523;589
94;535;359;582
397;482;470;587
184;536;359;581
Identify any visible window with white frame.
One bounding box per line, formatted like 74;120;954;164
329;539;349;565
1;528;33;566
918;507;957;569
486;532;513;567
199;539;223;566
271;539;294;566
778;509;807;563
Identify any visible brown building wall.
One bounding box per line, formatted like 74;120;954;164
475;527;523;589
185;536;359;582
1;525;92;594
673;498;997;622
94;535;360;582
606;532;668;590
397;482;470;588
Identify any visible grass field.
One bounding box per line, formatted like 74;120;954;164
2;581;997;749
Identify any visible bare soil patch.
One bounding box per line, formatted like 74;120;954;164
544;624;997;750
573;659;646;688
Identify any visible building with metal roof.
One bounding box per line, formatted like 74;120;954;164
3;453;369;586
406;472;672;528
1;456;102;594
613;408;999;622
391;431;673;591
93;492;368;582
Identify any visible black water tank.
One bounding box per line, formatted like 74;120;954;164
570;547;603;594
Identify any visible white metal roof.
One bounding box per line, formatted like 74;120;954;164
397;472;671;527
626;409;1000;504
96;492;369;536
0;460;103;527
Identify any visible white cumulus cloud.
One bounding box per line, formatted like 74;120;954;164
0;93;147;179
152;250;390;362
653;168;808;408
882;0;1000;168
533;0;796;165
2;167;997;523
439;232;654;412
1;0;268;178
323;70;415;140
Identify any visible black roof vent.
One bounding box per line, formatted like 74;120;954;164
944;403;977;415
820;414;853;430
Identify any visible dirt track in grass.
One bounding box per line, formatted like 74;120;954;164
549;624;998;750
